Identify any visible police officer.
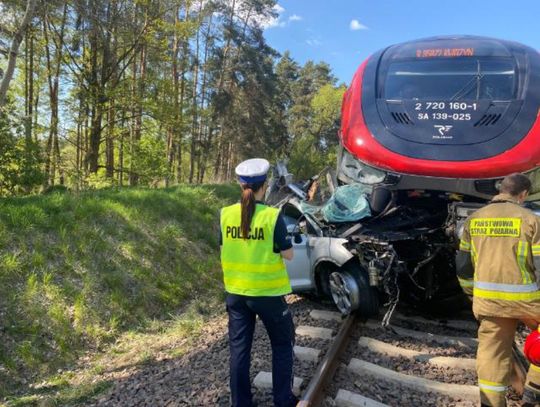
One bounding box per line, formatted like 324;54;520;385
458;173;540;407
220;158;297;407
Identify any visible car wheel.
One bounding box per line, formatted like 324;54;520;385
328;265;379;316
329;271;360;315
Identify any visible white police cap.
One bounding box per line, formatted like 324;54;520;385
235;158;270;183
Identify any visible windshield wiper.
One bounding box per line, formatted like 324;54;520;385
450;73;484;100
450;61;483;101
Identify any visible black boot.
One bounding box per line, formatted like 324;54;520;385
523;388;540;407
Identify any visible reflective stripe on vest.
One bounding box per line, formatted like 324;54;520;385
473;280;540;301
470;240;478;269
220;203;291;296
533;244;540;256
458;277;473;295
459;240;470;251
517;241;532;284
474;281;538;292
458;277;474;288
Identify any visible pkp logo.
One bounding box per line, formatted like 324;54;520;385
434;125;453;136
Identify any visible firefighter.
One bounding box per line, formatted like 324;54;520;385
457;173;540;407
219;158;297;407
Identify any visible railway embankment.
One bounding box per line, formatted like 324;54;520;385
0;184;237;405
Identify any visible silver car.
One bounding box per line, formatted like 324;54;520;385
267;161;481;318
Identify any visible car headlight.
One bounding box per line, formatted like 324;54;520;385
526;167;540;196
337;147;387;185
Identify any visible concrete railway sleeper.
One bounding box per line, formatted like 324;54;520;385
251;308;529;407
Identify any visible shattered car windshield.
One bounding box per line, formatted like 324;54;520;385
303;183;371;223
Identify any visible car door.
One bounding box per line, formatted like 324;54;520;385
282;214;313;291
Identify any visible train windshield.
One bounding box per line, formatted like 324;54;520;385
383;58;516;101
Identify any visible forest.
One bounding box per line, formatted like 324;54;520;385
0;0;345;196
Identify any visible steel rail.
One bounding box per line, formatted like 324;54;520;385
297;313;356;407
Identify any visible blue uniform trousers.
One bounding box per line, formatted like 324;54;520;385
226;293;296;407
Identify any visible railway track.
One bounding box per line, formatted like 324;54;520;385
253;306;529;407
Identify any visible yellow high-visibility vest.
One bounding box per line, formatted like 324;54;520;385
220;203;291;296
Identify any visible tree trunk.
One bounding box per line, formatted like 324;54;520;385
197;12;213;183
211;0;237;181
85;10;102;174
24;27;34;142
129;43;146;186
105;6;118;180
76;105;82;191
166;5;180;186
43;4;67;186
175;4;190;183
106;101;116;178
0;0;37;107
88;105;103;174
119;110;126;186
188;0;204;184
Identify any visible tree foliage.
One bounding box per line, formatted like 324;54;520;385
0;108;43;194
0;0;345;195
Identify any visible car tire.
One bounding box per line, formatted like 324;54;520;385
328;263;379;316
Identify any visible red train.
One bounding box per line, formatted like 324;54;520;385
339;35;540;197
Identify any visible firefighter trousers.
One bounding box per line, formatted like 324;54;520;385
477;316;540;407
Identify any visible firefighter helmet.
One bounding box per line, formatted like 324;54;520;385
524;328;540;365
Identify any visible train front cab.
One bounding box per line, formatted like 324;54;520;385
339;35;540;199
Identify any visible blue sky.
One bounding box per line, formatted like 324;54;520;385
263;0;540;84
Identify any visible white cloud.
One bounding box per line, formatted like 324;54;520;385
261;4;286;29
264;19;286;28
258;4;302;30
350;19;368;31
306;39;323;47
274;4;285;14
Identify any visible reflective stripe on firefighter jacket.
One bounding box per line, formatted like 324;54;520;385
220;203;291;297
459;193;540;318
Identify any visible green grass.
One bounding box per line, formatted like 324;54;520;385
4;378;113;407
0;184;237;401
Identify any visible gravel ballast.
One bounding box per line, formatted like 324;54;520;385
84;297;524;406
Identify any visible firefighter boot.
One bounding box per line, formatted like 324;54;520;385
522;388;540;407
523;365;540;407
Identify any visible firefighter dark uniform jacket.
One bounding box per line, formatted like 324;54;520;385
459;193;540;318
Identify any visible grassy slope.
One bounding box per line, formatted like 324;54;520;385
0;184;237;400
